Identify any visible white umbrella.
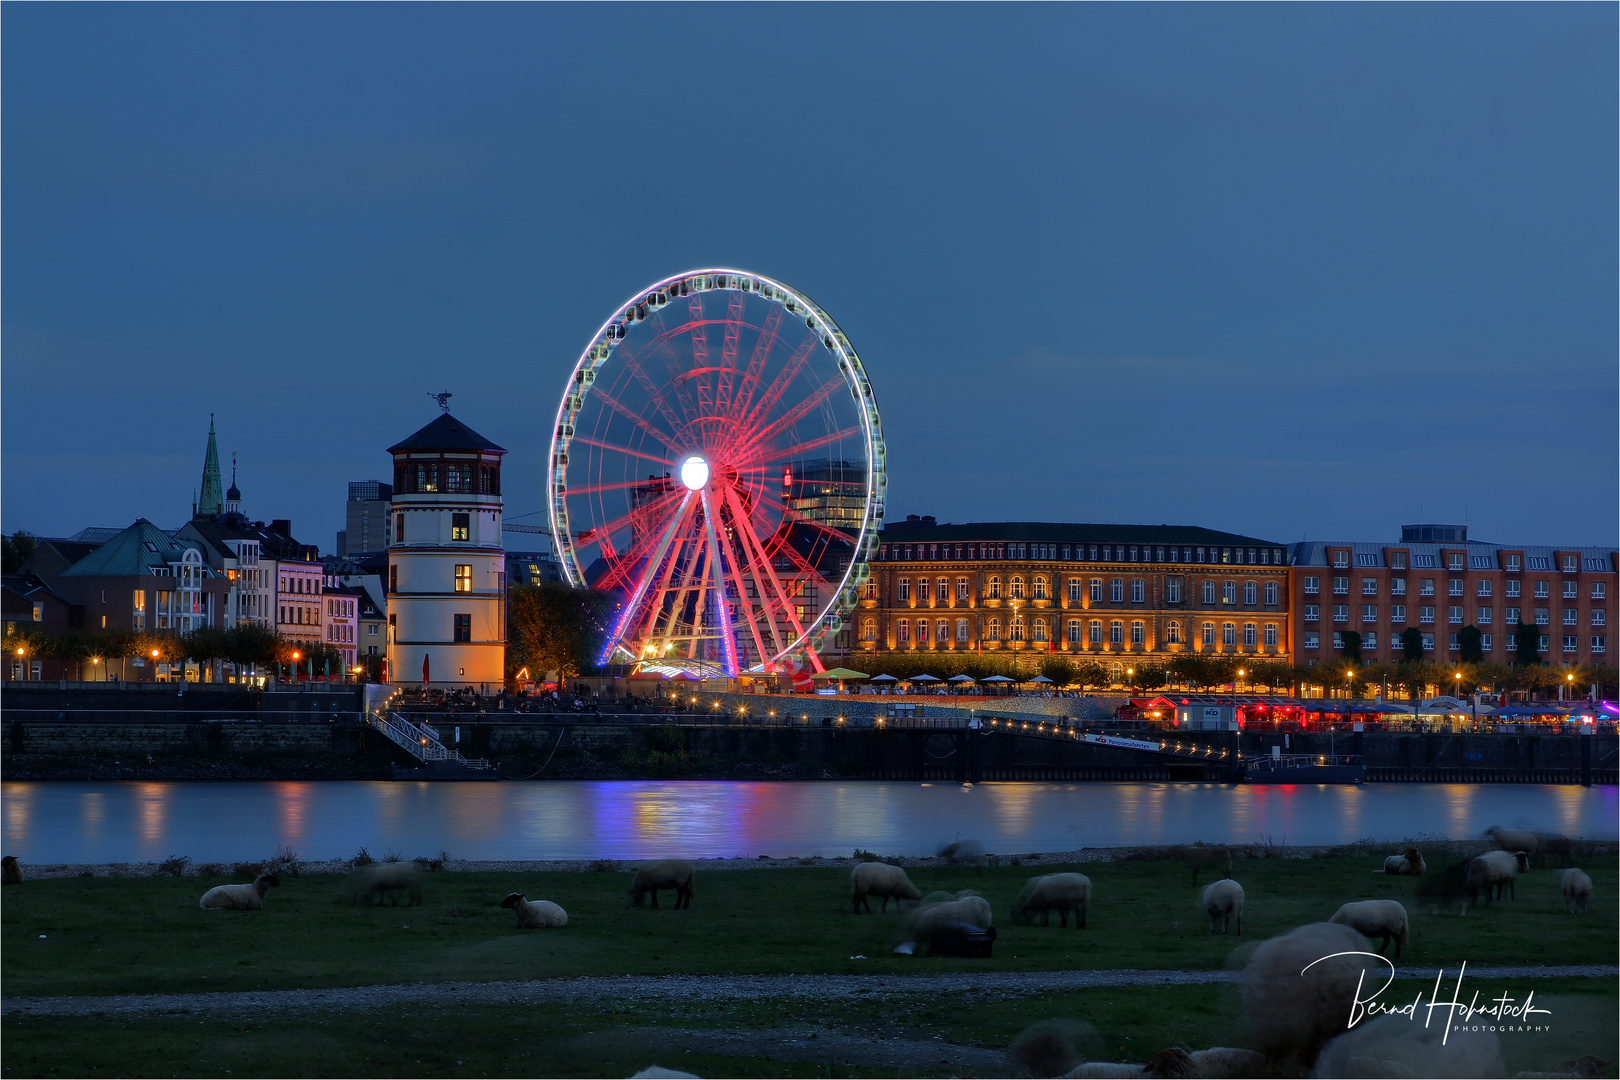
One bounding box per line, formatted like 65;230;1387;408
948;674;976;683
981;675;1013;684
911;674;942;683
1029;675;1054;684
869;674;899;683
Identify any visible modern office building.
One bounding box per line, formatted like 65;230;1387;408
337;480;393;557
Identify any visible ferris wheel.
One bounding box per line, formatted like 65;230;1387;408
547;269;886;677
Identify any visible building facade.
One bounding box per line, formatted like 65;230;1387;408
854;518;1291;678
1289;525;1617;666
53;520;230;637
386;411;507;689
337;480;393;557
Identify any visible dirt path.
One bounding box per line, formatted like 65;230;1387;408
4;966;1612;1019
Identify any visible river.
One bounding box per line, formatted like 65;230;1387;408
4;781;1615;864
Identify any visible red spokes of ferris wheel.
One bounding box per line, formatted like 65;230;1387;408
550;271;883;677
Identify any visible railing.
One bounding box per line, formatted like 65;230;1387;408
365;710;491;770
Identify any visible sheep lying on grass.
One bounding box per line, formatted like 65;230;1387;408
1173;845;1231;886
500;893;567;928
1;855;19;885
850;861;921;913
1310;1012;1502;1078
1379;847;1425;875
1145;1046;1269;1078
1011;872;1091;928
343;862;422;907
1201;879;1243;936
1561;868;1593;914
631;859;694;909
1242;922;1378;1071
1329;900;1409;957
1465;850;1529;909
199;873;279;911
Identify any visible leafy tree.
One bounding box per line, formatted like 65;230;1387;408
1127;664;1167;692
1338;630;1363;664
507;583;617;680
1458;625;1484;664
2;531;37;573
1513;618;1542;665
1039;656;1077;688
1073;661;1108;691
1169;654;1232;691
1246;660;1293;695
1400;627;1425;660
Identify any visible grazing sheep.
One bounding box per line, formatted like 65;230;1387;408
1012;873;1092;928
1465;850;1530;909
1561;868;1593;914
909;892;994;948
500;893;567;928
1;856;20;885
1242;922;1379;1070
199;873;279;911
850;861;922;913
1533;832;1574;867
1511;1055;1611;1078
631;859;694;909
1201;879;1243;936
343;862;423;906
1379;847;1425;875
1062;1065;1145;1079
1486;826;1539;857
1144;1046;1269;1078
1329;900;1410;957
1310;1012;1503;1078
1173;845;1231;886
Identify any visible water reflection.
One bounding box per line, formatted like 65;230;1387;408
1;781;1613;864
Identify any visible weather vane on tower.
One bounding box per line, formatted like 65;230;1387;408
430;391;453;412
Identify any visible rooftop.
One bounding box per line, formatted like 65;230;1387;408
387;412;505;454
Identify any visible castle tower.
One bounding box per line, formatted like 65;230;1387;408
385;410;506;689
197;415;224;517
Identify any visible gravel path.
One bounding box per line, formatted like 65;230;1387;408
5;966;1613;1019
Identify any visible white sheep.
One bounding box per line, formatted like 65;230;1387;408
1242;922;1378;1070
1144;1046;1269;1078
1329;900;1409;958
1310;1012;1502;1078
631;859;694;909
1465;850;1529;908
199;873;279;911
1485;826;1539;857
850;861;922;913
1201;879;1243;936
1379;847;1425;875
501;892;567;928
908;892;994;947
1561;868;1592;915
343;862;423;906
1012;872;1092;928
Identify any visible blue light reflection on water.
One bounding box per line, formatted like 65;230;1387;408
1;781;1615;864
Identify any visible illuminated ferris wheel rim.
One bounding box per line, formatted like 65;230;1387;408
546;267;887;671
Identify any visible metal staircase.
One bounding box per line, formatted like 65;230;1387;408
366;710;493;770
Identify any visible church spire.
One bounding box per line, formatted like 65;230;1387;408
197;415;224;517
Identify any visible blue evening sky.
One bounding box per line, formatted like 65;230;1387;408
4;4;1615;551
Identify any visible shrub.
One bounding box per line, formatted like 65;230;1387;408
853;848;879;862
264;845;303;877
156;855;190;877
350;847;375;868
193;863;225;878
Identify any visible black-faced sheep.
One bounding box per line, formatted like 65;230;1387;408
1201;879;1243;936
1465;850;1530;909
1145;1046;1270;1078
500;892;567;928
631;859;694;909
1309;1012;1503;1078
1012;872;1092;928
343;862;423;906
1173;845;1231;886
1241;922;1379;1071
1561;868;1593;914
1;855;20;885
1379;847;1425;875
199;873;279;910
850;861;922;913
1329;900;1409;957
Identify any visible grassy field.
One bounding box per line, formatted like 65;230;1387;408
3;853;1615;997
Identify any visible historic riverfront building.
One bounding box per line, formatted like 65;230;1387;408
1289;524;1617;667
854;517;1292;677
386;408;507;690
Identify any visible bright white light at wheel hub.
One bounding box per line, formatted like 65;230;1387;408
680;455;710;491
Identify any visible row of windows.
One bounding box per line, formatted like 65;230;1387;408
1305;577;1605;600
1304;631;1607;655
280;575;321;595
880;542;1287;566
1303;603;1606;627
892;577;1279;605
1332;550;1606;573
869;617;1280;647
395;462;500;497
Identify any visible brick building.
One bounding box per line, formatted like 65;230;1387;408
853;518;1291;679
1288;525;1616;666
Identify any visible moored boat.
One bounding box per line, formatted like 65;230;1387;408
1242;753;1365;784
